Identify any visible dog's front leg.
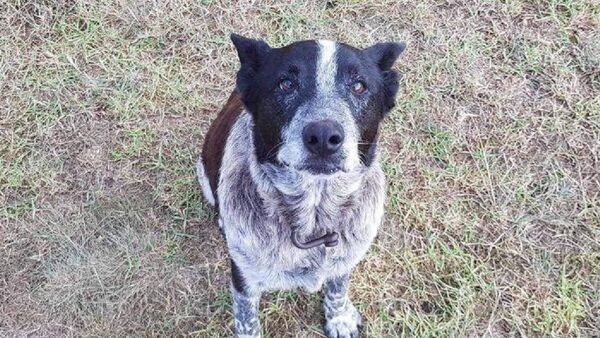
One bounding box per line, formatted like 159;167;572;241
231;261;261;338
323;274;362;338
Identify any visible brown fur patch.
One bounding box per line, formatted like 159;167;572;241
201;91;245;206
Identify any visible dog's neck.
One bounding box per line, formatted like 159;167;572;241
252;162;365;235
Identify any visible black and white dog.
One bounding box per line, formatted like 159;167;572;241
197;34;405;338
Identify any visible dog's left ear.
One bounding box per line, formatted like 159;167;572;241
230;33;271;72
364;42;406;113
364;42;406;71
231;34;271;97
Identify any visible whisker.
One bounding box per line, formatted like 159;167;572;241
265;141;285;159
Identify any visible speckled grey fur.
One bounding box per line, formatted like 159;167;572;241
209;112;384;337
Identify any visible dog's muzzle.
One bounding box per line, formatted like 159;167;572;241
302;120;344;157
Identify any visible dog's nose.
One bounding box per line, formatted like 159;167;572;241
302;120;344;156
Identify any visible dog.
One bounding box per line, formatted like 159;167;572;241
197;34;405;338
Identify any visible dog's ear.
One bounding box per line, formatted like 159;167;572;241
230;34;271;96
363;42;406;71
364;42;406;114
380;70;401;113
230;33;271;71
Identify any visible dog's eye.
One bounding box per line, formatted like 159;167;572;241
279;79;295;91
350;81;366;95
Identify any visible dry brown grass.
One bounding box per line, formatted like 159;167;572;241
1;0;599;337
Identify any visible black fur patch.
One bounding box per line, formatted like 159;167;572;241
231;259;247;293
334;42;405;165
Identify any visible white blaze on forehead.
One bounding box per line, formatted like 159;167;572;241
317;40;338;95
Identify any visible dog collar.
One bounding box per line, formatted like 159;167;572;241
291;229;339;249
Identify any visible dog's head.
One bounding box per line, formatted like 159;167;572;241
231;34;405;175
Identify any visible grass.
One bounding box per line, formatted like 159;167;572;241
1;0;599;337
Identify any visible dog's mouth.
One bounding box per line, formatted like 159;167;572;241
297;161;344;175
277;157;347;176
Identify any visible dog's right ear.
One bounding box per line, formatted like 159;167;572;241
230;34;271;96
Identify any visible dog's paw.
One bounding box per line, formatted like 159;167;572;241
324;307;362;338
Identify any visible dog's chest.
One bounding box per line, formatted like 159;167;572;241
232;235;373;293
279;246;339;292
226;187;381;292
